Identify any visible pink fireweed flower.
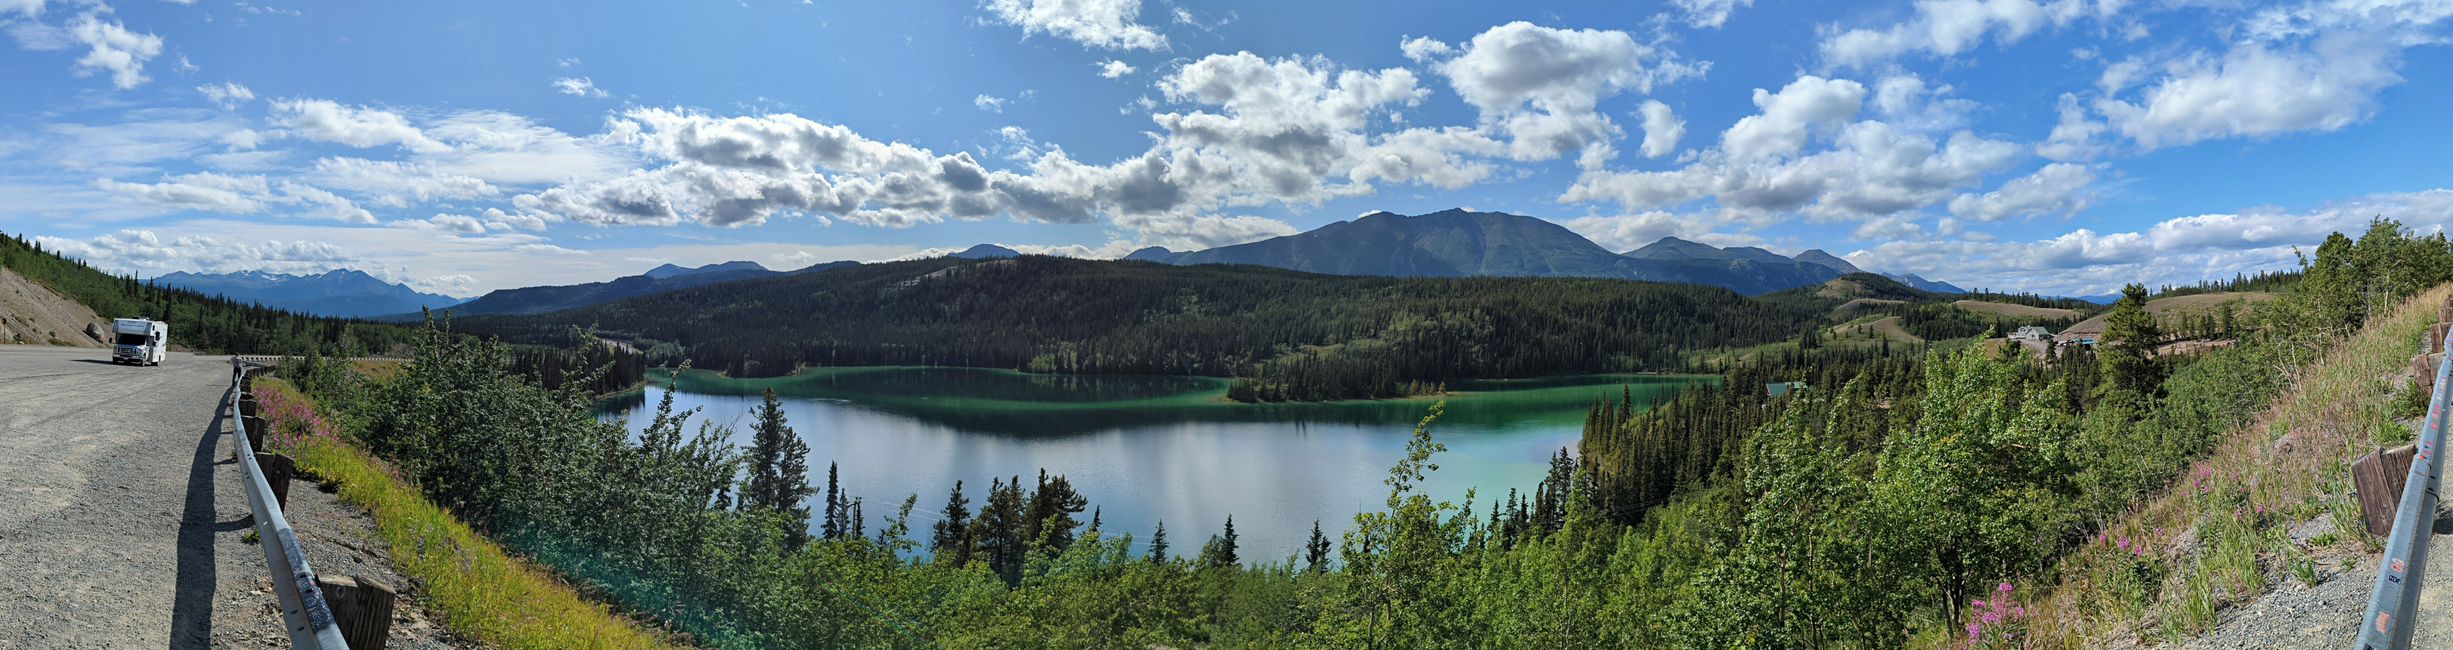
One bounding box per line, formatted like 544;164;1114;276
1998;582;2014;594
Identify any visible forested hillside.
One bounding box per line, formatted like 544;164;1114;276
267;218;2448;648
459;255;1837;400
0;231;414;355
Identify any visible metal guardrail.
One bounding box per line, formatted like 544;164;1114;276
229;357;350;650
2358;346;2453;648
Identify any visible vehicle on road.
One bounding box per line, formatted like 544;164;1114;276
111;318;167;366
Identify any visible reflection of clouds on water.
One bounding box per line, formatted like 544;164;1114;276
604;369;1696;559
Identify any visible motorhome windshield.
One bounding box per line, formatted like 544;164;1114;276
115;332;150;346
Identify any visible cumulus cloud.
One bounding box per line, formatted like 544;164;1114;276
1431;21;1706;165
272;99;452;153
1636;100;1684;158
552;76;608;98
983;0;1168;50
1564;73;2025;224
974;94;1008;112
1672;0;1754;28
1558;211;1699;252
65;14;165;89
2093;41;2400;150
1097;59;1135;78
1947;162;2096;221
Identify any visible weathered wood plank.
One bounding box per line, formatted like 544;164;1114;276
2352;444;2419;539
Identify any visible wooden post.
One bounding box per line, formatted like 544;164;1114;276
242;415;268;454
256;452;295;510
318;575;396;650
2352;445;2419;538
2418;353;2446;396
2430;323;2453;355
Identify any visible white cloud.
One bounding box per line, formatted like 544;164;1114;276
1558;211;1698;252
34;228;364;277
1097;59;1136;78
1817;0;2126;68
1564;74;2023;223
66;14;165;89
2036;92;2107;161
1399;35;1453;63
272;99;452;153
2093;41;2400;150
551;76;607;98
1672;0;1754;29
92;171;376;223
308;157;500;207
1433;21;1706;166
1947;162;2096;221
1720;75;1864;161
197;82;254;109
982;0;1168;51
1;0;43;17
1857;189;2453;295
1636;100;1683;158
974;94;1007;113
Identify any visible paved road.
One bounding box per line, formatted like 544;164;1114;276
0;345;269;648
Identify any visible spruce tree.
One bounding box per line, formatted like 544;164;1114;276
742;388;815;549
931;481;973;567
822;462;844;541
1148;521;1169;563
1199;515;1239;568
1305;520;1331;573
973;476;1029;585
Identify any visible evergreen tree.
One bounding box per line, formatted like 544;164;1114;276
1023;471;1089;554
742;388;815;549
1305;519;1332;573
973;476;1029;585
1199;515;1240;568
847;496;864;541
822;462;844;541
2099;284;2164;400
931;480;973;567
1148;521;1169;563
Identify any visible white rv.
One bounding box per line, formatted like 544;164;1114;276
111;318;168;366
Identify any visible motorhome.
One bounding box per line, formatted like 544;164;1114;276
111;318;167;366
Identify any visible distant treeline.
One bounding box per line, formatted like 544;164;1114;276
457;257;1834;400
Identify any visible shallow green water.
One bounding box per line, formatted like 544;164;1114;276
604;367;1703;557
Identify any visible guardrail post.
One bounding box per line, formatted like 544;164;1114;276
318;575;396;650
257;452;296;510
2353;445;2419;538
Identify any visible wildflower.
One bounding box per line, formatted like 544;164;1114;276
1967;623;1982;640
1998;582;2014;594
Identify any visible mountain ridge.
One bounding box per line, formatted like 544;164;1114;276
153;269;463;318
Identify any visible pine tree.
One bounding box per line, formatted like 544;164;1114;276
973;476;1029;585
1199;515;1240;568
931;480;973;567
1148;521;1169;563
1305;519;1332;573
848;496;865;541
2099;284;2164;400
822;462;844;541
742;388;816;549
1024;471;1088;554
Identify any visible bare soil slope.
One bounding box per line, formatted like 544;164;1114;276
0;267;107;347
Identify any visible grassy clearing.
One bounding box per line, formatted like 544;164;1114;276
2019;284;2446;646
253;379;682;650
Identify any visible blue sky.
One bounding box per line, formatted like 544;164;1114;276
3;0;2448;297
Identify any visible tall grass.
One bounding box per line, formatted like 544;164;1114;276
2019;284;2450;646
254;379;681;650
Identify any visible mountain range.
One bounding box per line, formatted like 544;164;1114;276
153;269;462;318
1125;209;1964;295
425;259;858;318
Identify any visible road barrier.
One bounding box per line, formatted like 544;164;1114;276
230;357;351;650
2357;307;2453;649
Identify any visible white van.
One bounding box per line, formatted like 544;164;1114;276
111;318;167;366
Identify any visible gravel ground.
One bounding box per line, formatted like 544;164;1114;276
2163;416;2453;649
0;345;470;649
